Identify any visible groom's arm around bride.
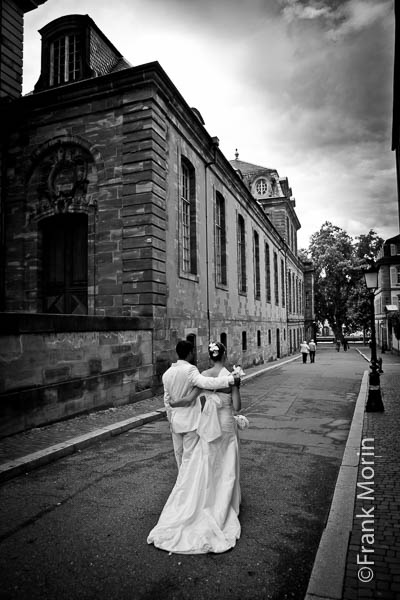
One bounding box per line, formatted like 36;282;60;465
162;340;240;467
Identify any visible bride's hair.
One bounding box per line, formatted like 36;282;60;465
208;341;226;362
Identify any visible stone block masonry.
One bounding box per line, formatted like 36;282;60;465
0;314;153;437
121;93;168;318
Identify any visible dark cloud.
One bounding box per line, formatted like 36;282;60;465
22;0;398;245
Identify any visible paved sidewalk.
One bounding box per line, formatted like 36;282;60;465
342;351;400;600
0;354;300;482
305;348;400;600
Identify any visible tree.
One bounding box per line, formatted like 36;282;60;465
348;231;384;335
307;223;383;340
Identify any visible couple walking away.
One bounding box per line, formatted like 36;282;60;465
147;340;243;554
300;339;316;363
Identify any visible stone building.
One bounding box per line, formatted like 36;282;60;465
375;234;400;354
0;7;314;436
230;155;313;348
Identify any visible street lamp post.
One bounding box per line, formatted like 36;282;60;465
364;267;384;412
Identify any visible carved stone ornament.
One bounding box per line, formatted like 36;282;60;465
32;144;96;220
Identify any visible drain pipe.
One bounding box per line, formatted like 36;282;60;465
204;137;219;342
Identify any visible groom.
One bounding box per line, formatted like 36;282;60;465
163;340;240;468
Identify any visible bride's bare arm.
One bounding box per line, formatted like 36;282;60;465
231;386;241;412
168;387;201;407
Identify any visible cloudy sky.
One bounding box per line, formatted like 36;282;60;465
23;0;397;249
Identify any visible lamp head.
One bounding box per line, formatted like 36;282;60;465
364;267;378;290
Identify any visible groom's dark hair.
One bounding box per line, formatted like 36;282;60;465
176;340;193;360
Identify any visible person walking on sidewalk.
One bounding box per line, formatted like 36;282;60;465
162;340;240;468
300;340;310;363
308;339;316;363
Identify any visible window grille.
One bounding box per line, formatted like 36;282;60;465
50;34;80;86
274;252;279;304
180;159;197;275
215;193;227;285
265;243;271;302
256;179;268;195
238;215;246;293
254;231;260;299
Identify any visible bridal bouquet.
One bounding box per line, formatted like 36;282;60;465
231;364;245;377
234;415;250;430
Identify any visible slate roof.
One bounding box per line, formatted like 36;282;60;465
230;158;276;176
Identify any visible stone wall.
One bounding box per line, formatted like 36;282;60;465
0;313;153;437
0;0;24;99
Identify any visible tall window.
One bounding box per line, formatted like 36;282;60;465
300;281;303;313
281;259;285;307
50;34;81;86
286;217;290;246
265;243;271;303
186;333;197;365
220;332;227;350
297;279;301;312
237;215;246;293
288;270;292;313
41;214;88;314
292;273;296;312
180;158;197;275
215;192;227;285
274;252;279;305
242;331;247;351
254;231;260;299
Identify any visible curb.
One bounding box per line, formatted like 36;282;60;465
0;409;167;483
0;357;300;483
241;354;301;382
355;348;370;363
304;370;369;600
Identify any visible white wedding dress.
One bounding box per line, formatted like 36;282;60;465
147;367;241;554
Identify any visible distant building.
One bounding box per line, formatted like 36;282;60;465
375;234;400;354
0;9;314;435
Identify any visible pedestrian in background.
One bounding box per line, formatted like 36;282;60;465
300;340;310;364
309;339;316;363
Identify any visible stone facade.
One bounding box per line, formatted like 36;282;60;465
230;156;312;354
0;314;152;436
0;10;314;434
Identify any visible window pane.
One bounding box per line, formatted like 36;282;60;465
180;161;196;274
216;194;226;285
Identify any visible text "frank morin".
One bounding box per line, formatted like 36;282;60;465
356;437;375;583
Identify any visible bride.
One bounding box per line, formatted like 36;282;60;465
147;341;241;554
